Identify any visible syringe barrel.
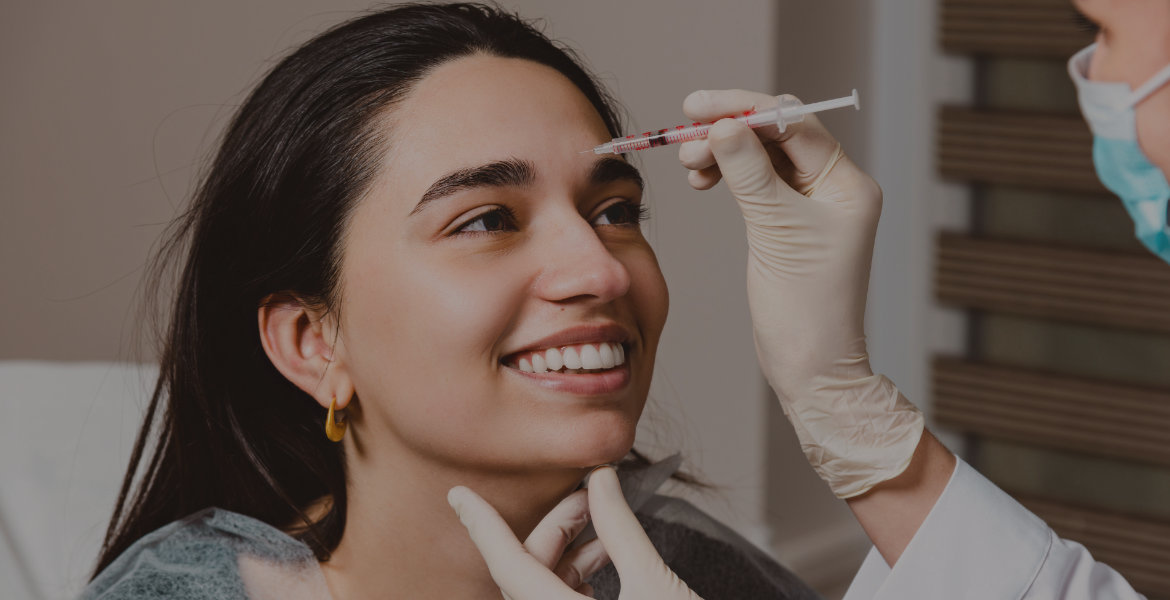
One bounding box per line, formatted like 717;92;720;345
608;123;712;154
607;138;651;153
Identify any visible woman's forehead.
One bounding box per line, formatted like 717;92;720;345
382;55;612;191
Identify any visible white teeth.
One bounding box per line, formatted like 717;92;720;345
599;343;615;368
511;342;627;373
562;347;582;369
580;344;602;369
545;348;563;371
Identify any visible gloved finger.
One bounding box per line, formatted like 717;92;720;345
706;118;786;202
771;109;847;192
678;139;715;171
680;90;776;172
586;467;664;579
687;166;723;190
685;89;846;192
552;537;610;590
523;489;591;569
682;88;779;125
448;486;583;600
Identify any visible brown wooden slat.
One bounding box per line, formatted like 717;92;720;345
937;106;1107;193
935;233;1170;333
941;106;1093;136
933;357;1170;467
1017;495;1170;597
941;0;1096;58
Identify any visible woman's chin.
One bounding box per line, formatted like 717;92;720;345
553;421;638;469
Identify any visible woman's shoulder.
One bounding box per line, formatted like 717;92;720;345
79;508;320;600
589;495;822;600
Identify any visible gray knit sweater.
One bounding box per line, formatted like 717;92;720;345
80;499;820;600
82;456;820;600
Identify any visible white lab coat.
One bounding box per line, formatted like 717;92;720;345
843;458;1147;600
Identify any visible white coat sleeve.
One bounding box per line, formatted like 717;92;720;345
841;457;1146;600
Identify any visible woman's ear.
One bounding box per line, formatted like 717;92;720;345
258;293;354;411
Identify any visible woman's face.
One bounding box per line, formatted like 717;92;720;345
334;55;668;472
1075;0;1170;173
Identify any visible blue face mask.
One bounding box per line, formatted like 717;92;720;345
1068;44;1170;260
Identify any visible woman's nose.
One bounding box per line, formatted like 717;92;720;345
532;217;631;305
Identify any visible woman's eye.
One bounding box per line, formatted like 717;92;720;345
454;207;518;235
593;201;649;227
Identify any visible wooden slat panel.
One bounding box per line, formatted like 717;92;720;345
938;7;1168;597
935;233;1170;332
941;0;1096;58
933;357;1170;466
938;106;1107;193
1018;495;1170;598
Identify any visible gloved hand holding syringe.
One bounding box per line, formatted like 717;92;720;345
587;89;860;154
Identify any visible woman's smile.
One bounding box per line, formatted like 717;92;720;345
508;341;626;373
498;322;634;394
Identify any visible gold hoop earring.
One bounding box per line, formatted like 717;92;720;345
325;395;348;442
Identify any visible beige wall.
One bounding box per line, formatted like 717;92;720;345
1;1;904;593
1;2;380;360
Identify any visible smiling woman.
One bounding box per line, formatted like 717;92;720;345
79;4;816;600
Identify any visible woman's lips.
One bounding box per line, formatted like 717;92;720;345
503;361;631;395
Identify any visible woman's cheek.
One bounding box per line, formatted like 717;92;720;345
628;246;669;328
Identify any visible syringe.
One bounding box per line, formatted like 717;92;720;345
588;89;860;155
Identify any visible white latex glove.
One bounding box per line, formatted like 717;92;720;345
448;466;702;600
679;89;924;499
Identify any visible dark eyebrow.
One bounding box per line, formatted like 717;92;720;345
589;157;643;191
411;158;536;216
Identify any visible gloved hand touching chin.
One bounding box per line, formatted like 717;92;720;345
448;467;703;600
678;89;925;499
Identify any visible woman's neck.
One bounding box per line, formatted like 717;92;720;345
319;446;587;600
